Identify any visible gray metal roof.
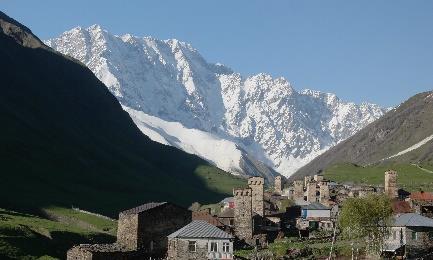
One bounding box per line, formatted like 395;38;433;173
168;220;233;239
393;213;433;227
120;202;167;215
301;202;330;210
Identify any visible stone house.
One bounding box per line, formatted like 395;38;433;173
116;202;191;255
218;208;235;228
383;213;433;258
408;191;433;217
167;220;234;260
192;210;224;228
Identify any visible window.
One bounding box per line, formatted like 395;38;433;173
412;231;417;240
210;242;218;252
223;242;230;253
393;230;397;240
188;241;197;252
229;219;234;226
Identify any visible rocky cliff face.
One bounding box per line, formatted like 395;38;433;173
46;25;387;177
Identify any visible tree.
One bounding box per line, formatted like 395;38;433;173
338;194;393;256
188;202;202;212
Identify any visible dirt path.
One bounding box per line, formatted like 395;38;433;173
411;164;433;174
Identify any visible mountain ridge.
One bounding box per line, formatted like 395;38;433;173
293;90;433;180
46;25;388;177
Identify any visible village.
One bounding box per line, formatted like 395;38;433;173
65;170;433;260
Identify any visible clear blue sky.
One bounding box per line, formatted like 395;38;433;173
2;0;433;107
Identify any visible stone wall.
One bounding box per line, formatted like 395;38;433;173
234;188;253;241
117;213;139;250
66;244;142;260
248;176;264;216
67;246;93;260
137;204;191;253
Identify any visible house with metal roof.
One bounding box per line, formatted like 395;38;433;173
297;202;334;234
167;220;234;260
383;213;433;258
300;202;331;220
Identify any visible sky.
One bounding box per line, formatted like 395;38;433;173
2;0;433;107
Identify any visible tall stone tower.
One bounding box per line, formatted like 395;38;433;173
233;188;253;241
274;176;282;194
293;180;304;201
319;180;330;205
248;176;264;216
304;175;313;187
306;181;317;203
385;170;398;198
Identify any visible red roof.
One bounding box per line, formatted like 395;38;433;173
392;200;413;214
410;192;433;201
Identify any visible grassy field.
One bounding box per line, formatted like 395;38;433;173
235;237;360;259
324;163;433;191
0;207;117;260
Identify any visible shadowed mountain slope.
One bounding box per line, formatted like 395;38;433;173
0;11;243;217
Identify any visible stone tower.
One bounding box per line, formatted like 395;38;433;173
314;174;324;183
385;170;398;198
319;180;330;205
233;188;253;241
304;175;313;187
306;181;317;203
274;176;282;194
248;176;264;216
293;180;304;201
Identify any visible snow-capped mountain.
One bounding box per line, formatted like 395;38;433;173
46;25;387;178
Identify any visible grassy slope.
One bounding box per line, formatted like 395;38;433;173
293;91;433;180
0;208;117;260
235;238;357;259
0;167;244;260
324;163;433;191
